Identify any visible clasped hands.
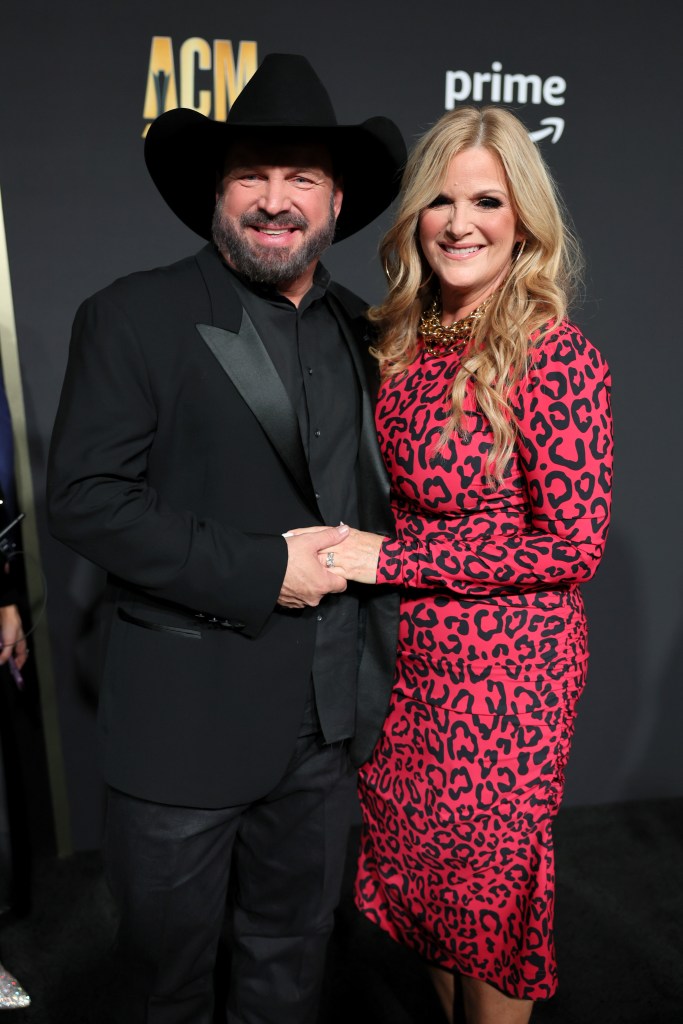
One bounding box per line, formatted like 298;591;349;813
277;524;383;610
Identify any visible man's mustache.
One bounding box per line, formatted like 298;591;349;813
240;212;309;230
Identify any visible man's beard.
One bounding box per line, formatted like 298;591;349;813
212;197;337;288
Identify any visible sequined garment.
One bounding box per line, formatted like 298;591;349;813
0;963;31;1008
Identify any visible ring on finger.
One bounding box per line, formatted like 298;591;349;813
326;552;335;568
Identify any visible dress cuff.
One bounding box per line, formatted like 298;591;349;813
376;537;417;586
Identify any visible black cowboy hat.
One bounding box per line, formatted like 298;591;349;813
144;53;406;243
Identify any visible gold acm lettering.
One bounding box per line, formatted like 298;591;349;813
213;40;258;122
142;36;179;130
142;37;258;137
180;37;213;115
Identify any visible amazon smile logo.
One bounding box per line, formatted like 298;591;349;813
444;61;566;143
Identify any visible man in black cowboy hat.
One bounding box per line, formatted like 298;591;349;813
47;54;404;1023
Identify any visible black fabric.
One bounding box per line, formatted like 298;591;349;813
324;290;400;766
227;264;361;743
1;798;682;1022
103;734;356;1024
47;243;398;808
196;318;319;518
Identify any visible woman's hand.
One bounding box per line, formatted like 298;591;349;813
284;525;384;584
320;527;384;585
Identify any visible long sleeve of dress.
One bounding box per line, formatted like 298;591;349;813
377;325;613;596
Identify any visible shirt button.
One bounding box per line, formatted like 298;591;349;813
314;430;321;437
317;614;323;622
315;491;320;499
308;367;314;375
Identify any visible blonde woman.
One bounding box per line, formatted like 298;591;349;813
312;107;613;1022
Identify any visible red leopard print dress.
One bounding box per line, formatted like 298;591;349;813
355;321;613;1000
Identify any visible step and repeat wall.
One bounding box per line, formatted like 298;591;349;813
1;0;681;849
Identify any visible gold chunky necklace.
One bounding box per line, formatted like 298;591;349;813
419;296;491;356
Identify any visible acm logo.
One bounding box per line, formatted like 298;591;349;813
445;61;567;144
142;37;258;137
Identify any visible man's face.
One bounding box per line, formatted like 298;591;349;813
212;139;343;290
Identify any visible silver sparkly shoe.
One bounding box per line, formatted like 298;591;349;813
0;963;30;1009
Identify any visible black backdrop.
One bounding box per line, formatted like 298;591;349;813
1;0;681;850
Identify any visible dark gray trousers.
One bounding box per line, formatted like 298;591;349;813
104;733;355;1024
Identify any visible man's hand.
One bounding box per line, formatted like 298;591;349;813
278;525;349;609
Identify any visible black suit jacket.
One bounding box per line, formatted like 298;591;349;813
47;245;398;807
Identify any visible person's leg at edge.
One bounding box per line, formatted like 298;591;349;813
226;734;356;1024
104;787;245;1024
459;975;533;1024
430;965;455;1023
429;967;534;1024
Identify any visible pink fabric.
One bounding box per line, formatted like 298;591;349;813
355;322;613;999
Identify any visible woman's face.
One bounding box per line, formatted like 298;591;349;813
418;146;523;320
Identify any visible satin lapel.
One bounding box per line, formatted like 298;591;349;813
326;292;393;536
196;316;320;517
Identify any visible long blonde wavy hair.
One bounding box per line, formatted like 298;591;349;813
369;106;583;481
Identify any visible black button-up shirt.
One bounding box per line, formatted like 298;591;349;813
226;263;361;742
